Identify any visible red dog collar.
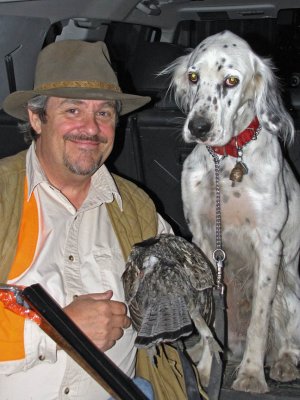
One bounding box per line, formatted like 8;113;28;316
211;117;260;157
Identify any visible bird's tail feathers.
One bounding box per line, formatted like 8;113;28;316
135;295;193;348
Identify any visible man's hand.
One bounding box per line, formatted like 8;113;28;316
64;290;131;351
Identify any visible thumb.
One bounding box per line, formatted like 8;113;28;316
91;290;113;301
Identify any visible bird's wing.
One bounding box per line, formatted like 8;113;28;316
183;250;215;291
128;297;143;332
122;262;140;304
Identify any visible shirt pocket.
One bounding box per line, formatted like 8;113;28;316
92;246;126;301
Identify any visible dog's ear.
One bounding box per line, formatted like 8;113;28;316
253;55;294;144
159;52;192;113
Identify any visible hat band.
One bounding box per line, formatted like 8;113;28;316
35;80;121;92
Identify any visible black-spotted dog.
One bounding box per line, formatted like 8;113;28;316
163;30;300;393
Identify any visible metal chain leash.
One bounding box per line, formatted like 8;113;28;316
206;146;227;400
206;146;226;294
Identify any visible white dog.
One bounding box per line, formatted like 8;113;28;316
163;30;300;393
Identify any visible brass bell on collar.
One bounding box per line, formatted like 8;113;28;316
230;161;248;183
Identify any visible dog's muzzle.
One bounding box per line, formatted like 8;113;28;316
188;116;211;141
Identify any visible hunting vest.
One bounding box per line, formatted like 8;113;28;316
0;150;158;283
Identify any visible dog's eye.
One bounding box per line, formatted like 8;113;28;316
224;76;240;87
188;71;199;84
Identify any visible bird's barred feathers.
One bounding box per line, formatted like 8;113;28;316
122;234;216;349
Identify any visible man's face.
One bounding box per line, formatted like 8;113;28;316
29;97;117;178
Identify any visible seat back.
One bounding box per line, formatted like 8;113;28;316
0;110;28;159
108;42;195;238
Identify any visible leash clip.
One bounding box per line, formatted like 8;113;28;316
213;249;226;295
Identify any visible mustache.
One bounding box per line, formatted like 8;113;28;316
63;134;108;144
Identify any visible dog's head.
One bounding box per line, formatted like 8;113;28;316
163;30;294;146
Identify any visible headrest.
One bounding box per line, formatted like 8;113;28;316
126;42;187;96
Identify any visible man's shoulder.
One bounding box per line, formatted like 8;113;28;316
0;150;27;177
112;173;153;203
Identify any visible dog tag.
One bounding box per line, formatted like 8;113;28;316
230;161;248;183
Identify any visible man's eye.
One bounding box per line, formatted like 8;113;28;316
67;108;78;114
96;109;114;120
100;111;109;117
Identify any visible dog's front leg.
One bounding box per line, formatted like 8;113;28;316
232;248;280;393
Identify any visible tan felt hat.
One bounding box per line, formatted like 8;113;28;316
3;40;150;120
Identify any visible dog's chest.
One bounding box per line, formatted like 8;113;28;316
220;176;256;227
183;155;257;228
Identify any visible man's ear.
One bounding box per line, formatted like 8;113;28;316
28;109;42;134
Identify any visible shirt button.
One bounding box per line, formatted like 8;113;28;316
68;255;74;261
39;355;45;361
64;387;70;394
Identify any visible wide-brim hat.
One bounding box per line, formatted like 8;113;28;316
3;40;150;121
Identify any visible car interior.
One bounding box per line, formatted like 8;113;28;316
0;1;299;398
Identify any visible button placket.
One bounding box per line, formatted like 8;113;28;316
63;213;83;299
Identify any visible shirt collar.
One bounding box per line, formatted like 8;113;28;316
26;143;123;210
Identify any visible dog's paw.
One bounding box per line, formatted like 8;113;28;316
232;373;269;393
270;354;300;382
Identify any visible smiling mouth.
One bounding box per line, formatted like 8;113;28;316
64;134;107;145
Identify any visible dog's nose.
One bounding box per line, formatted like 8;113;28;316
188;116;211;141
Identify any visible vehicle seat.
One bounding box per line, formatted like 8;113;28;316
0;110;28;158
108;41;195;238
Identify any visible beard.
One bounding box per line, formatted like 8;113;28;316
63;133;108;176
63;151;102;176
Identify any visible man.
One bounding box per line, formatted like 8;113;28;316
0;40;172;399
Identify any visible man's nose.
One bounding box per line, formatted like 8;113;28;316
81;113;100;134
